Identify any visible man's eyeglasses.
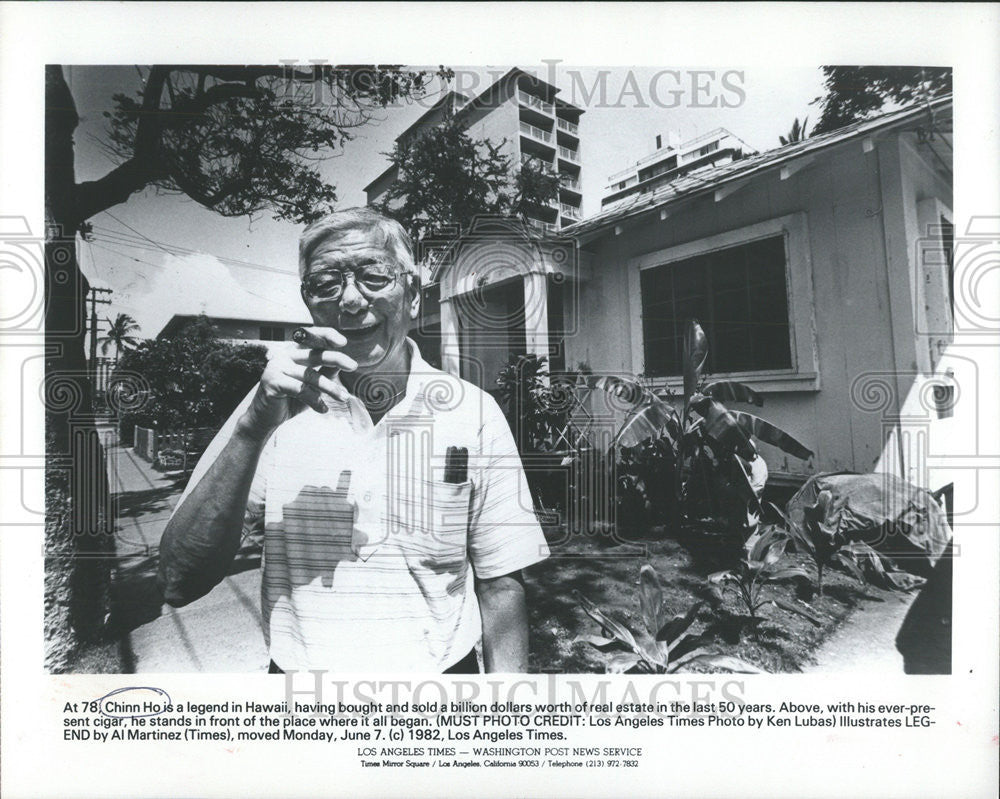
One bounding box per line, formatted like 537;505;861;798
301;265;400;301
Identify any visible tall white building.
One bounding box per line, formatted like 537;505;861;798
602;128;751;208
365;67;585;232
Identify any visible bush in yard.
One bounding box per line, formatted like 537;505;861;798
614;320;812;540
114;316;267;436
707;528;822;636
574;564;763;674
495;353;564;454
773;492;924;598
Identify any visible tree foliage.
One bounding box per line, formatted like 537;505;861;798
116;316;267;432
87;65;449;225
779;116;809;145
375;114;561;242
810;66;952;136
98;313;141;359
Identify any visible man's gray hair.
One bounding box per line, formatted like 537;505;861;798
298;207;416;280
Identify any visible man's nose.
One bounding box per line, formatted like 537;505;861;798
339;273;369;311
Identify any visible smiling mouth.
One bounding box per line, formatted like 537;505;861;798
342;323;381;341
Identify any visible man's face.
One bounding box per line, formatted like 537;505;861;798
301;228;419;371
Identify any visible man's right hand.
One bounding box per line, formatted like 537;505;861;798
237;327;358;441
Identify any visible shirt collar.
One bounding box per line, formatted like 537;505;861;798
323;337;436;418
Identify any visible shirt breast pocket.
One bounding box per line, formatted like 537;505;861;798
428;479;472;554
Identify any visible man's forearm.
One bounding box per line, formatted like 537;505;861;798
157;422;269;607
476;572;529;673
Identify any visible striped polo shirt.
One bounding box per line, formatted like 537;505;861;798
181;340;549;672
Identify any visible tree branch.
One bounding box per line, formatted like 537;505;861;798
71;67;170;222
73;158;162;224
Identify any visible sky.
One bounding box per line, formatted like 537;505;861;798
65;64;827;344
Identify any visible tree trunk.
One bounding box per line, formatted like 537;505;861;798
44;65;114;671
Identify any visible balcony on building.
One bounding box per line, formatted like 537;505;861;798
556;116;580;151
520;120;557;159
555;98;582;142
559;203;582;223
600;128;750;208
557;143;581;166
558;172;583;202
521;152;555;171
517;88;555;129
526;218;559;235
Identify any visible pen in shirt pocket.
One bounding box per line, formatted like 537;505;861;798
444;446;468;484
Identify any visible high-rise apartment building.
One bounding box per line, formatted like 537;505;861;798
364;67;584;232
601;128;751;208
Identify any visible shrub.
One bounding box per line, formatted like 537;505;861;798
574;564;763;674
114;315;266;433
707;528;822;633
611;320;812;538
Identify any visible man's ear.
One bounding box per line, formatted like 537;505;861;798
407;276;421;320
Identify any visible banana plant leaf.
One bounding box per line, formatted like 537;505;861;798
657;601;704;646
615;400;676;449
747;527;787;564
683;320;708;401
575;590;639;652
730;411;814;460
638;565;664;638
566;375;679;451
689;396;755;459
728;454;759;504
702;380;764;407
572;634;631;653
606;652;642;673
672;652;766;673
771;597;823;626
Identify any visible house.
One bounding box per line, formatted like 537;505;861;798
156;313;309;346
365;67;585;232
428;97;955;488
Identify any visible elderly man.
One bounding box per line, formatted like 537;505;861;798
158;208;549;673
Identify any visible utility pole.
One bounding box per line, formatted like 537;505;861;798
87;287;112;406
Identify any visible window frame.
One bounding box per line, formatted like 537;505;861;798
914;197;954;373
627;212;819;393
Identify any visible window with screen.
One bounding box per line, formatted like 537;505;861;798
640;234;792;376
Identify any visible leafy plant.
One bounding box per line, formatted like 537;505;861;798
115;315;267;434
810;66;952;136
779;116;809;145
707;528;822;633
614;320;813;535
774;491;924;597
495;354;563;454
376;114;561;243
98;313;141;360
574;565;763;674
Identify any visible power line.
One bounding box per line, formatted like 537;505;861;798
91;230;187;258
90;240;298;309
90;222;298;276
85;240;102;280
100;210;176;256
89;240;167;270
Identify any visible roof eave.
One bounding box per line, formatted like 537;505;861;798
566;95;952;242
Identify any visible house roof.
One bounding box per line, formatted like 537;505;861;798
564;95;952;240
157;313;309;339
